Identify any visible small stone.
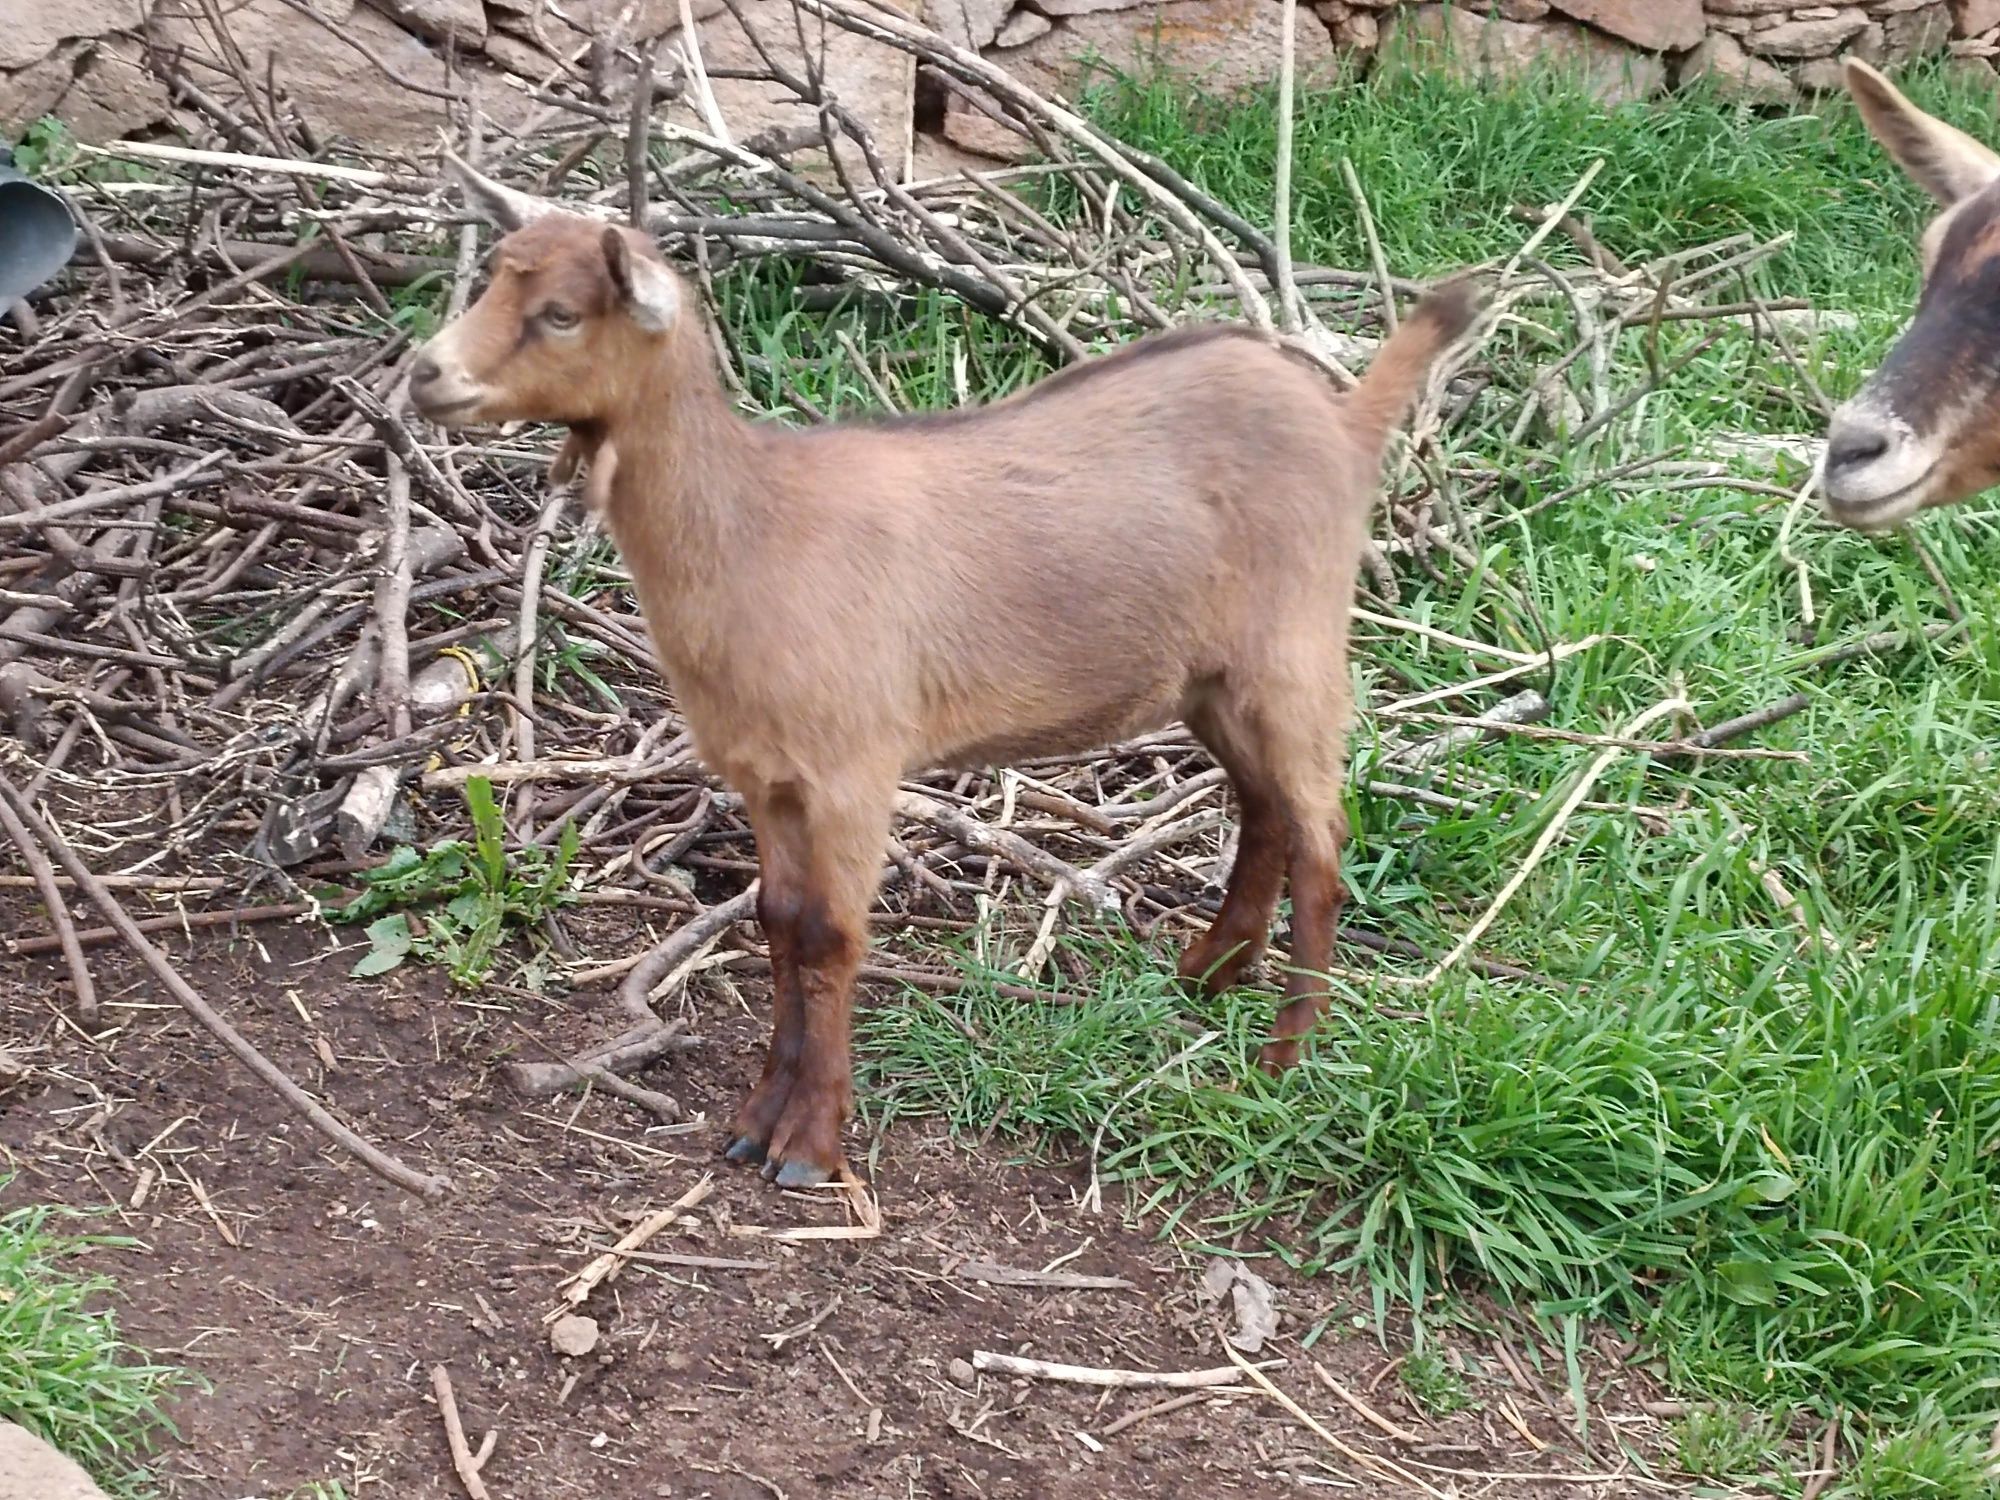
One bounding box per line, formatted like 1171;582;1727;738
947;1356;977;1387
550;1314;601;1358
0;1421;106;1500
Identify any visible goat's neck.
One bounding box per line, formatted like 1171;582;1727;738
584;327;751;598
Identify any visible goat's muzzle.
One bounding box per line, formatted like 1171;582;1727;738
407;338;488;426
1819;396;1939;531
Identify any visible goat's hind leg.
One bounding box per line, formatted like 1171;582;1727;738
1176;704;1287;997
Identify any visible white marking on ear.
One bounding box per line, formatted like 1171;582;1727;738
601;227;680;333
1845;58;2000;206
441;148;559;232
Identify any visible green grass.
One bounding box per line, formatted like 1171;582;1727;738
737;56;2000;1495
0;1198;189;1495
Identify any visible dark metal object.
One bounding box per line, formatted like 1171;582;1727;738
0;145;79;305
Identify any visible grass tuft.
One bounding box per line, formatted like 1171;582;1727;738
0;1197;191;1496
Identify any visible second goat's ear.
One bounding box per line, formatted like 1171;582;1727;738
601;227;679;332
443;149;556;232
1845;58;2000;206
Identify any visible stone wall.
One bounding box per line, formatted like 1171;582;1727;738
3;1;1996;173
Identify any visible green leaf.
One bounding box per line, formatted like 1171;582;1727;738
466;776;506;892
352;914;413;978
1714;1259;1778;1308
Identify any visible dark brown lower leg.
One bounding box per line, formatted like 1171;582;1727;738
1178;703;1288;996
753;781;888;1188
761;894;865;1187
1177;787;1286;996
1261;811;1348;1072
725;870;807;1164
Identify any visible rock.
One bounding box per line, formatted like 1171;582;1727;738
1002;0;1338;102
947;1356;976;1387
1385;6;1667;104
550;1314;601;1357
1793;55;1849;89
362;0;485;45
1330;8;1380;48
481;28;566;80
1952;0;2000;38
0;0;141;74
1035;0;1160;15
1700;0;1805;16
151;0;534;149
1496;0;1550;20
1880;0;1953;57
0;1421;106;1500
670;0;918;181
1742;8;1871;58
941;100;1033;160
1544;0;1703;53
0;35;175;143
993;8;1053;46
924;0;1012;50
1680;29;1797;102
1945;53;2000;89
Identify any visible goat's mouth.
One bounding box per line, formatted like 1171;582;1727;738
412;394;486;425
1820;469;1935;532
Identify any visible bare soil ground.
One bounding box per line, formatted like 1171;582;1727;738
0;900;1683;1499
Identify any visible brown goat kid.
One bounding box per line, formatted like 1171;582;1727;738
411;159;1484;1187
1822;59;2000;529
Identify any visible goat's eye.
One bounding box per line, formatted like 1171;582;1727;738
541;306;581;332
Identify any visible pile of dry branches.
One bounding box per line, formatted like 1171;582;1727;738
0;0;1832;1199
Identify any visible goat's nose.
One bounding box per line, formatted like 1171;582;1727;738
410;356;441;387
1824;412;1893;480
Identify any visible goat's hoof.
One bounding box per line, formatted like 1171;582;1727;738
765;1157;834;1190
1258;1039;1302;1074
723;1134;769;1166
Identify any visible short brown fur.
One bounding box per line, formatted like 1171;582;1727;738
411;170;1483;1186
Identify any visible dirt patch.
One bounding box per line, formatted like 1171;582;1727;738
0;904;1679;1498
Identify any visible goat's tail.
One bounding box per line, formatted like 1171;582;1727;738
1343;274;1489;434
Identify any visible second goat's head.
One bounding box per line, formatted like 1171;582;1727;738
410;155;688;431
1822;60;2000;530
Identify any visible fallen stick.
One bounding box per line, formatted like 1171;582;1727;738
969;1350;1282;1389
507;887;754;1098
954;1261;1133;1291
1313;1363;1422;1444
430;1365;493;1500
0;775;451;1201
1220;1338;1449;1499
552;1175;715;1316
502;1021;700;1099
4;902;312;957
0;787;96;1021
1382;695;1692;991
1095;1389;1238;1439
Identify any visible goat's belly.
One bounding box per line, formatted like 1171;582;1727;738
926;688;1181;771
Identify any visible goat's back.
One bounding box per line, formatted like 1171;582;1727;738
708;329;1382;772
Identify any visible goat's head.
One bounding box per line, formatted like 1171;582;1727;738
1821;60;2000;530
409;155;688;431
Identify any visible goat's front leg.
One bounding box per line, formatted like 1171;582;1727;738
730;777;889;1188
723;865;807;1167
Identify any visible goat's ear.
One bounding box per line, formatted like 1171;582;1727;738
601;227;679;332
443;148;556;232
1845;58;2000;206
